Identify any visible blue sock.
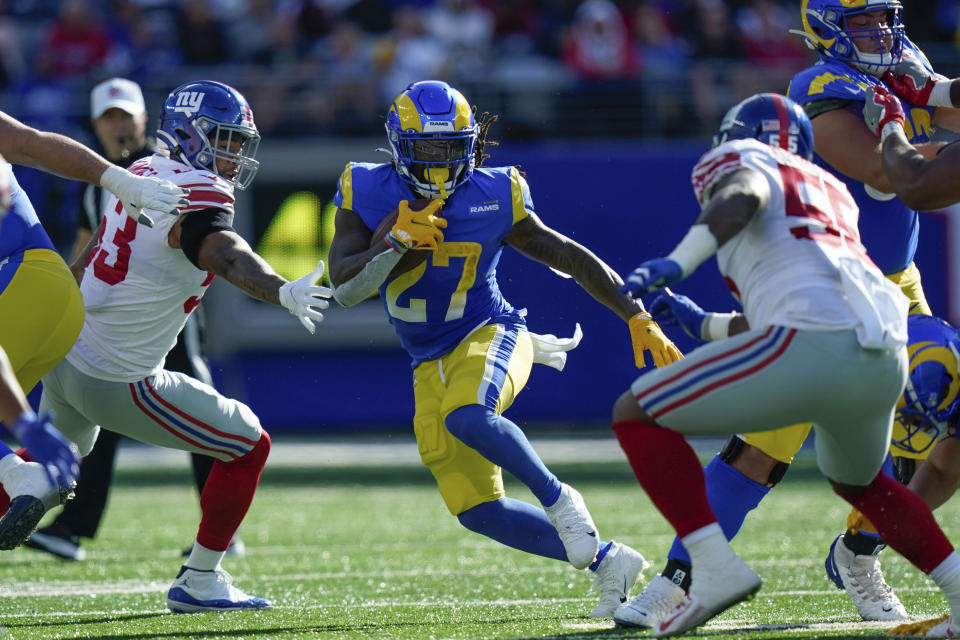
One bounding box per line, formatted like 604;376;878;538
445;405;561;505
0;442;16;460
667;455;771;564
457;498;611;562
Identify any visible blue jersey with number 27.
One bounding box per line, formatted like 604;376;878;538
334;163;534;365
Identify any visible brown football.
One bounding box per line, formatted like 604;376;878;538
369;199;437;276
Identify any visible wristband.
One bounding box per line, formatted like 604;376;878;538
666;224;719;278
880;121;904;143
930;81;954;108
702;313;737;341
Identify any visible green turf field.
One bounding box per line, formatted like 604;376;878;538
1;446;957;639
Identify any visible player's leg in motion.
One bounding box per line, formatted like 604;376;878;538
40;360;272;613
626;427;802;629
416;324;647;616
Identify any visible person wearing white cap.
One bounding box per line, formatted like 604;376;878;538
25;78;244;563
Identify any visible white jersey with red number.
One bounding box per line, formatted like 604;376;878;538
691;139;908;349
67;154;235;381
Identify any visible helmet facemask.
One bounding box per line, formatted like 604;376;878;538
388;128;477;200
796;1;905;76
195;116;261;191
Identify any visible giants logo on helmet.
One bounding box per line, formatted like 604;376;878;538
174;92;205;117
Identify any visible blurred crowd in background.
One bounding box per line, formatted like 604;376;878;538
3;0;960;251
3;0;960;145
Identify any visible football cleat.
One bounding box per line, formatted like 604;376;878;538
887;614;957;637
167;565;272;613
544;483;599;570
826;534;908;621
24;523;86;561
614;574;686;628
589;541;649;617
0;461;69;550
652;554;761;637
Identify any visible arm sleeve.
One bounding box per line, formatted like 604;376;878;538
179;208;235;269
803;97;853;120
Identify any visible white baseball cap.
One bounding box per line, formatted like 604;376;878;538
90;78;145;118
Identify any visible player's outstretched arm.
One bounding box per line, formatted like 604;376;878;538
864;86;960;210
503;212;681;368
195;229;331;333
0;111;188;227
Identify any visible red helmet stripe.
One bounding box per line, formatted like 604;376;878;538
771;94;790;152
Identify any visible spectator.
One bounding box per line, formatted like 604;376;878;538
41;0;112;78
425;0;495;78
374;6;448;103
562;0;636;80
632;0;690;135
176;0;229;66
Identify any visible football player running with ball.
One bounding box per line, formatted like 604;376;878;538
612;92;960;638
38;80;331;613
328;80;682;617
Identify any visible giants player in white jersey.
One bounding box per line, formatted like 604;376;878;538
39;81;331;613
611;93;960;638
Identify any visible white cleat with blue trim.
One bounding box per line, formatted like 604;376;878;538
166;565;272;613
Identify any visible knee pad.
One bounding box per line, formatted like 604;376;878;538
718;436;790;487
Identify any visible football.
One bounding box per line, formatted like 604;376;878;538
369;199;436;276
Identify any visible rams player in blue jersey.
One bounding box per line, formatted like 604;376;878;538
624;0;960;626
0;111;188;550
328;80;682;617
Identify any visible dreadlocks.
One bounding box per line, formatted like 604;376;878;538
472;106;524;177
473;107;499;169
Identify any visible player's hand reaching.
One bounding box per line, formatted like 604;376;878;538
389;199;447;251
628;311;683;369
11;412;79;493
649;288;709;342
278;260;333;334
884;52;950;107
99;165;190;228
863;86;906;138
621;258;683;297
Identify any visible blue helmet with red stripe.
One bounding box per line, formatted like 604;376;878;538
158;80;260;190
713;93;814;161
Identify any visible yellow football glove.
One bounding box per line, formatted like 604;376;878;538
390;199;448;251
628;311;684;369
886;614;950;636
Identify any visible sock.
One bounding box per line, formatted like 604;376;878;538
0;448;32;516
613;419;716;538
836;472;953;574
662;557;693;591
681;522;737;569
196;432;270;551
667;455;770;564
929;552;960;619
589;541;615;572
456;497;608;562
185;541;225;572
445;405;561;505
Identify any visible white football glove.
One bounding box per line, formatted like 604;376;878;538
99;165;190;228
278;260;332;334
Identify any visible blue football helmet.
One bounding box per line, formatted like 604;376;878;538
157;80;260;190
795;0;905;76
385;80;478;199
713;93;815;161
892;315;960;455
